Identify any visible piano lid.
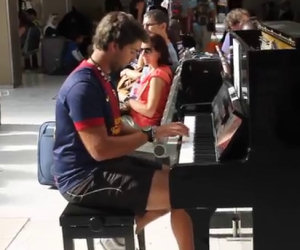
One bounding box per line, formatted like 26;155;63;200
259;21;300;48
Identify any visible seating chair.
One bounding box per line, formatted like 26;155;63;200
59;203;145;250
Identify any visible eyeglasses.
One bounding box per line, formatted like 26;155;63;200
140;47;153;54
143;22;160;28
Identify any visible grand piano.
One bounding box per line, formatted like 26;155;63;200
159;21;300;250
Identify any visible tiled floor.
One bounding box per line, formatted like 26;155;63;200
0;71;252;250
0;72;67;250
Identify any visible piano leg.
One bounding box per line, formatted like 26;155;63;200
186;208;216;250
169;166;300;249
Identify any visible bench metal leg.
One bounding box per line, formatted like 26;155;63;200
63;237;74;250
125;226;135;250
86;238;94;250
62;227;75;250
137;229;146;250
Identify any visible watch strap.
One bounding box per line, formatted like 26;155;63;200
141;126;153;142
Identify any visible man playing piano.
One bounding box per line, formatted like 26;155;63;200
53;11;195;250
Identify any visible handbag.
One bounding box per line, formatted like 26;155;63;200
117;75;134;101
119;68;153;115
119;100;131;115
117;67;142;102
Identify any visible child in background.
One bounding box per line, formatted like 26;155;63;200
62;31;85;74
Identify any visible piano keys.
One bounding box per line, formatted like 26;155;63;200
258;21;300;49
177;81;247;166
179;114;215;164
154;55;224;162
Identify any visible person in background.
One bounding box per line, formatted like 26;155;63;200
168;17;185;58
53;11;193;250
192;0;217;52
26;8;41;28
143;9;179;69
130;0;146;23
122;34;173;128
56;7;93;49
216;0;228;22
19;9;41;70
117;9;178;102
62;31;85;74
221;8;250;61
57;7;93;60
43;13;59;37
18;10;31;44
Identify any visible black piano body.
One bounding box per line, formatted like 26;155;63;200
169;22;300;250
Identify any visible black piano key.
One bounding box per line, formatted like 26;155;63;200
193;114;216;163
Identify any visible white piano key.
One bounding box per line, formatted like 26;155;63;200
179;116;195;164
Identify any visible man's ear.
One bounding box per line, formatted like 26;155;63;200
108;41;119;53
161;22;167;31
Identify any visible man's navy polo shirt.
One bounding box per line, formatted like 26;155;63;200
53;60;121;194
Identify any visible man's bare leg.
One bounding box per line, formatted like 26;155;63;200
135;210;169;233
171;209;195;250
141;170;195;250
135;169;170;232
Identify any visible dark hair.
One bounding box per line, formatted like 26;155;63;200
144;9;169;27
148;33;170;66
93;12;148;51
19;11;32;27
26;8;37;17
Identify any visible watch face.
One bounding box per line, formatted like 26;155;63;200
142;126;152;132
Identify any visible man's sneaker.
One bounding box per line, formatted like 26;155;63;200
99;238;125;250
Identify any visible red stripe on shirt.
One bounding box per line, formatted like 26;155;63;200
74;117;104;131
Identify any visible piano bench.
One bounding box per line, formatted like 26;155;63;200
59;203;145;250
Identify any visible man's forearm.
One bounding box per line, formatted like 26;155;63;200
98;131;148;160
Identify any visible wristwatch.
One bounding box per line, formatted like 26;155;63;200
141;126;154;142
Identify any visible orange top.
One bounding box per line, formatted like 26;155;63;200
130;65;172;127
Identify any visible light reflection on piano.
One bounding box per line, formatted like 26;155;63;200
216;113;242;156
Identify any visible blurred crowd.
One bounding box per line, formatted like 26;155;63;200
17;0;296;73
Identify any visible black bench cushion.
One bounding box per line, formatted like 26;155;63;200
60;203;135;227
